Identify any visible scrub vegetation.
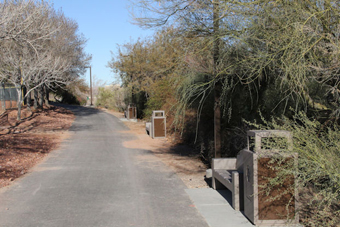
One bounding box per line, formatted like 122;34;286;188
104;1;340;226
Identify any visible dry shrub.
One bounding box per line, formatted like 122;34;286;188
248;112;340;226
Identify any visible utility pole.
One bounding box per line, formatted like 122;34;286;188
90;66;93;106
86;66;93;106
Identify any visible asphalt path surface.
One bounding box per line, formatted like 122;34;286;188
0;105;208;227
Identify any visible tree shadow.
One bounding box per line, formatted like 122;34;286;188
51;102;101;118
0;103;100;135
0;134;56;154
68;124;93;132
0;133;59;186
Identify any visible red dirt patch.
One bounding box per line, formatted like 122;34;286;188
0;105;75;188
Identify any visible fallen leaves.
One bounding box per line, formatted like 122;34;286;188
0;105;75;188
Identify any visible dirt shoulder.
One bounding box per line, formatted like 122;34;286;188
104;109;209;189
0;106;75;189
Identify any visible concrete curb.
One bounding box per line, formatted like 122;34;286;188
185;188;253;227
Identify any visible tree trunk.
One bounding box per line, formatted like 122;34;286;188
16;88;22;121
34;88;38;109
214;82;222;158
213;0;221;158
44;85;49;107
26;88;31;111
39;85;44;108
17;102;21;121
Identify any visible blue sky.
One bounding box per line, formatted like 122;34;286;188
52;0;154;86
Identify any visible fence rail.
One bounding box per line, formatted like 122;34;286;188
0;84;19;110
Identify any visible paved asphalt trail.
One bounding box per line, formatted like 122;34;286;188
0;105;208;227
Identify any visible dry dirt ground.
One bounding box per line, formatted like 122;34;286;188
0;106;75;189
0;106;209;189
103;109;210;189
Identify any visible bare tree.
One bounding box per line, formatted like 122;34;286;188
0;0;91;120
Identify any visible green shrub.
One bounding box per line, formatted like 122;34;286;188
143;79;173;119
96;86;127;111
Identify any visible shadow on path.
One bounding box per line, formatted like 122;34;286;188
51;103;102;133
51;102;101;117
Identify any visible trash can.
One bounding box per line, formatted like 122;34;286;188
151;110;166;139
242;130;299;226
127;103;137;120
